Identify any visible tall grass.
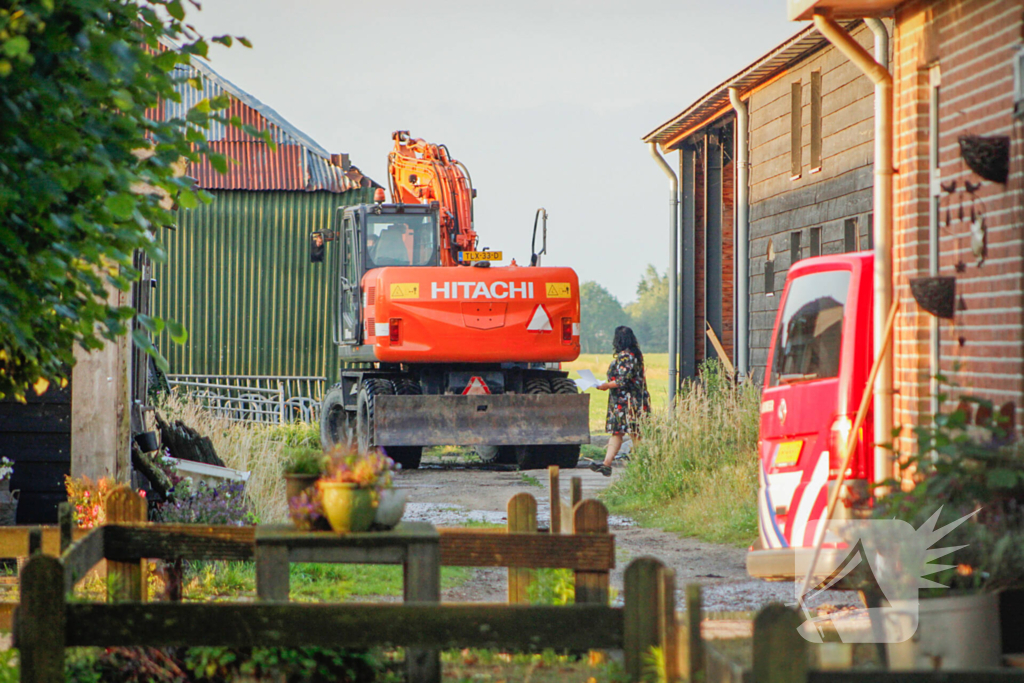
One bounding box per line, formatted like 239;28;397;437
157;392;320;524
602;361;761;547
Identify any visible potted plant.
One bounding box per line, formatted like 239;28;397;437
871;395;1024;669
317;447;395;533
282;447;323;503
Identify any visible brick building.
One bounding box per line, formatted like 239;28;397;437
790;0;1024;455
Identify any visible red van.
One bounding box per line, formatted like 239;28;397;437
747;251;875;579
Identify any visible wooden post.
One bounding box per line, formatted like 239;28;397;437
686;584;704;682
659;568;680;682
507;492;537;604
27;527;42;555
58;503;73;554
16;554;65;683
570;476;582;508
548;466;561;534
405;539;442;683
753;604;807;683
624;557;666;682
573;499;609;605
105;485;147;602
255;545;290;601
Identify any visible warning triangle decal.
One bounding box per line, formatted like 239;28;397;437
526;304;552;332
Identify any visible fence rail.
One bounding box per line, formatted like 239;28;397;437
166;374;327;424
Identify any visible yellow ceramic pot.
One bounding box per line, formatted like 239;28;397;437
318;481;376;533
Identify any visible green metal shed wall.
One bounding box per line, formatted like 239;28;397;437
152;189;372;381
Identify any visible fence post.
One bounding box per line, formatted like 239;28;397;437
58;503;73;554
685;584;704;682
573;499;609;605
624;557;666;682
753;604;807;683
548;466;561;534
27;527;42;556
105;485;147;602
16;554;65;683
571;476;582;508
278;380;286;424
507;492;537;604
659;568;680;682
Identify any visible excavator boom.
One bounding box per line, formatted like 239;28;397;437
388;131;477;267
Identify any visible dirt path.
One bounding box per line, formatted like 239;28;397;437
395;456;804;612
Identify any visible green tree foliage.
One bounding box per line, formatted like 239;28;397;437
579;281;629;353
0;0;257;399
625;264;668;352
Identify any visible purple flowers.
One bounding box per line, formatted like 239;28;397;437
154;479;255;526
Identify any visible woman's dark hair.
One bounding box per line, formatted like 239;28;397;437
612;326;644;368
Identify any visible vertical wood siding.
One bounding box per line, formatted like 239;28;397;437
746;23;881;382
152;189;373;382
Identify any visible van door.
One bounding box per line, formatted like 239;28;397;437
340;214;361;344
759;267;853;550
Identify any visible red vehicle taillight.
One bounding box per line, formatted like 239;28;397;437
561;318;573;344
829;415;863;479
389;318;402;344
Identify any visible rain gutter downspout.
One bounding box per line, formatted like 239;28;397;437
729;87;749;378
813;11;894;488
649;141;679;406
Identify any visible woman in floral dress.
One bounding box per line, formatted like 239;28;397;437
591;326;650;476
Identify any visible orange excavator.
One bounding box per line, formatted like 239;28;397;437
313;131;589;470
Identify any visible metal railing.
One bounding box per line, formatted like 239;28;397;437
166;374;327;424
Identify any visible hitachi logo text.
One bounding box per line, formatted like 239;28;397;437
431;282;534;299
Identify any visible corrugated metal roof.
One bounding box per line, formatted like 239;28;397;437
150;40;373;193
643;21;860;146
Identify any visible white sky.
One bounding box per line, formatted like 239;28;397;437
188;1;798;303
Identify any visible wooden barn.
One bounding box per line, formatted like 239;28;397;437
644;20;886;385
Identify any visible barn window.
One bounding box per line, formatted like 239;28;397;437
791;81;803;179
765;239;776;297
810;70;822;172
810;226;822;257
844;218;858;252
790;231;801;265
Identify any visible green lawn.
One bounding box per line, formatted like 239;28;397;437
564;353;669;431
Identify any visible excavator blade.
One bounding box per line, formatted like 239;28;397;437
373;394;591;447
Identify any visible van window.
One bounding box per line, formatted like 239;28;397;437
769;270;851;387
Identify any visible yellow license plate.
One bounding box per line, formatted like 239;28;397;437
460;251;502;261
774;440;803;467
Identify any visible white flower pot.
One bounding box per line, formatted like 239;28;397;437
374;488;408;529
886;593;1001;670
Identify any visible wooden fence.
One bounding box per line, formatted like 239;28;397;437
17;531;671;683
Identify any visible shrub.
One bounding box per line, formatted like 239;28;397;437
153;479;254;526
604;360;760;546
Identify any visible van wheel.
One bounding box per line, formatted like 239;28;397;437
387;378;423;470
321;383;355;451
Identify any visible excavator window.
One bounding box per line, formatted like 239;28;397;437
365;214;437;268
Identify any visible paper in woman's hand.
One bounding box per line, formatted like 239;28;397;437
574;369;601;391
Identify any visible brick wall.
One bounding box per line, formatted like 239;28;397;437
892;0;1024;451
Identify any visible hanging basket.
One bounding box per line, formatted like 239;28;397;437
959;135;1010;184
910;276;956;319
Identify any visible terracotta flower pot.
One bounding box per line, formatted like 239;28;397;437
284;473;319;503
318;481;376;533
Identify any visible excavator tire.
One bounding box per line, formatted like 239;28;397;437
356;378;394;455
388;379;423;470
320;383;355;451
550;377;579;394
474;445;517;464
514;378;555;470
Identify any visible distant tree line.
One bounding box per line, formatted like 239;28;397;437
580;265;668;353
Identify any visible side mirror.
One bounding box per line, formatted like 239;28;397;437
310;231;326;263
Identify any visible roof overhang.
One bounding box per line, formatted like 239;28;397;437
643;20;859;149
788;0;899;21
